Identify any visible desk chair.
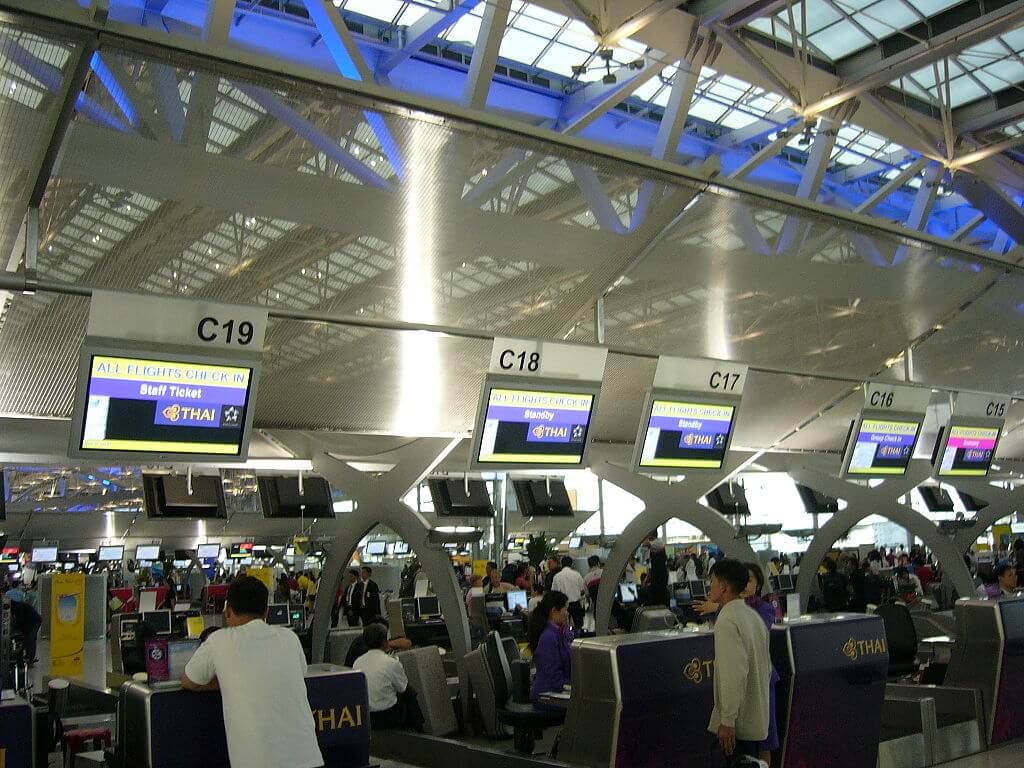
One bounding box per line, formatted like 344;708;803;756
876;602;919;678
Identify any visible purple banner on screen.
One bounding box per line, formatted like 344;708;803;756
88;378;248;406
486;405;590;428
525;422;587;443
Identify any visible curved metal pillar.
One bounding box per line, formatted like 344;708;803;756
589;453;759;636
949;481;1019;554
791;461;975;609
302;437;470;669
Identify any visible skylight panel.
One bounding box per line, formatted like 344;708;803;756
809;20;871;59
853;4;917;39
342;0;405;23
559;20;600;51
444;13;481;44
947;76;987;106
513;11;562;38
688;96;728;122
499;27;549;65
803;1;841;34
521;4;569;26
978;58;1024;89
719;109;759;129
632;77;663;102
535;43;582;77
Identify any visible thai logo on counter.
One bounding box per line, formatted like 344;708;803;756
313;705;364;731
842;637;888;662
683;657;714;684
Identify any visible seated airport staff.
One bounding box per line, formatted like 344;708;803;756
991;563;1018;597
344;616;412;667
527;590;573;708
819;557;849;612
353;623;423;730
894;566;923;599
707;559;770;760
484;562;514;594
181;576;324;768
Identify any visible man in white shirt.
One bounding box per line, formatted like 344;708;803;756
352;623;421;730
552;556;587;629
707;559;770;760
182;576;324;768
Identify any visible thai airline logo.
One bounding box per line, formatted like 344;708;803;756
161;404;181;422
159;404;218;424
843;637;887;661
683;657;714;684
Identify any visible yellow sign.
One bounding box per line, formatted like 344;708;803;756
842;637;888;662
993;524;1013;550
473;560;490;578
51;572;86;677
186;616;205;639
248;567;273;592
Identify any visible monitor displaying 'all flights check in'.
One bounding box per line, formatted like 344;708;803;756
937;424;1000;477
638;399;737;470
846;417;921;476
75;351;255;459
475;384;597;467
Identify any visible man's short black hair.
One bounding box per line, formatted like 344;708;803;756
561;556;573;568
709;559;748;596
363;621;388;650
587;555;600;568
994;563;1012;579
349;569;360;577
226;575;269;617
360;566;372;575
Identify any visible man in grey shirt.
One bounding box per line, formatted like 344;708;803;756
707;559;771;760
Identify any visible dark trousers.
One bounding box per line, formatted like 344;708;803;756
370;689;424;731
568;601;585;629
711;736;761;767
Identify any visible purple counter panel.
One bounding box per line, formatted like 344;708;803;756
612;632;717;767
771;615;888;768
992;599;1024;744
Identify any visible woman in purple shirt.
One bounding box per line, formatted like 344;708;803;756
527;590;573;708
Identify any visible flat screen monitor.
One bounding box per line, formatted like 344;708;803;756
427;478;495;517
142;610;172;635
919;486;956;512
72;346;257;461
706;483;749;516
98;545;124;561
290;606;305;627
777;575;794;592
144;474;227;519
416;595;440;619
934;421;1000;478
136;545;161;561
568;536;582;549
229;542;254;559
472;379;599;468
796;484;839;515
196;543;221;560
689;580;707;600
843;415;921;476
512;479;574;517
168;639;200;680
258;475;334;518
365;541;386;556
31;546;58;563
0;547;19;565
619;582;638;604
635;395;737;470
505;589;528;612
769;576;781;594
266;603;290;626
393;542;410;555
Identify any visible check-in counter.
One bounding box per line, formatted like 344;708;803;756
118;667;370;767
944;596;1024;745
771;615;888;768
0;695;33;768
879;683;984;768
558;628;718;768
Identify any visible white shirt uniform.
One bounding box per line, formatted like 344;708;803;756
184;619;324;768
552;566;587;603
353;649;409;712
708;599;771;742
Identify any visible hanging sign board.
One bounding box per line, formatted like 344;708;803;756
652;356;748;397
840;383;930;478
952;391;1011;420
87;290;268;352
633;357;746;473
930;391;1010;479
488;337;607;382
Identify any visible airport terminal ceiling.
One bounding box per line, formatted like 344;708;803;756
1;1;1024;488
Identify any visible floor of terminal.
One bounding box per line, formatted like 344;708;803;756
936;744;1024;767
28;640;112;693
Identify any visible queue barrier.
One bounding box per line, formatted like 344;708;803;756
118;667;370;767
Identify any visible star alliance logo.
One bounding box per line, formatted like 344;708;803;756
222;406;241;426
